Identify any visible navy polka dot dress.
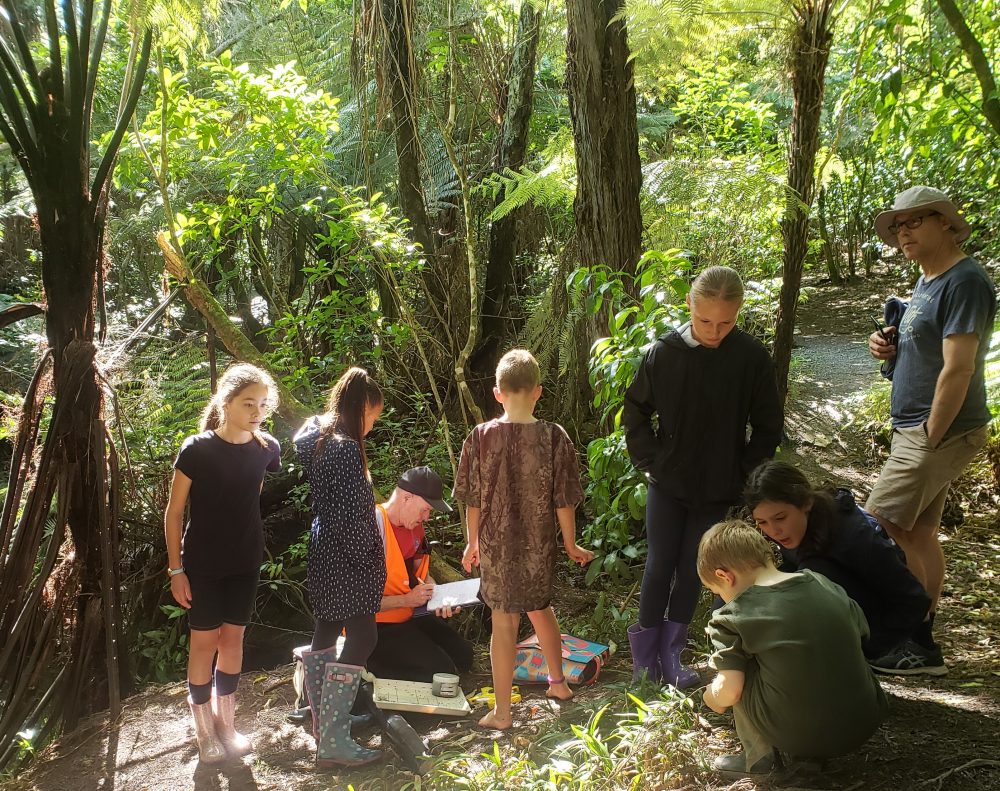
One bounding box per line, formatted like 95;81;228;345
295;417;387;621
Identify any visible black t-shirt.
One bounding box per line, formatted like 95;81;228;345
174;430;281;578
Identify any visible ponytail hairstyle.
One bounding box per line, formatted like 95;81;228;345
199;364;279;448
690;265;745;305
742;460;835;556
317;366;383;478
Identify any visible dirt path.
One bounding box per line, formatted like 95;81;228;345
756;277;1000;791
7;278;999;791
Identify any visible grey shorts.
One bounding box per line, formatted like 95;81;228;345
865;423;988;532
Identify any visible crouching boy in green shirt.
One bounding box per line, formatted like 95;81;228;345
698;520;888;777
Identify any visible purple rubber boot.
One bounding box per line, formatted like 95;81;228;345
660;621;701;689
627;623;662;682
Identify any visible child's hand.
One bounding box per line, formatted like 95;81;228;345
564;542;594;566
462;542;480;572
170;572;192;609
703;688;728;714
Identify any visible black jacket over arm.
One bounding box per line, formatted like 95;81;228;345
783;489;931;658
622;327;783;505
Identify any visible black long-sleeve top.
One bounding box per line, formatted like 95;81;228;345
622;326;784;505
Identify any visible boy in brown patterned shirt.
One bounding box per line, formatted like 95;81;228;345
455;349;594;730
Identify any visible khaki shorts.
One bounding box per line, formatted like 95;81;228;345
865;424;988;532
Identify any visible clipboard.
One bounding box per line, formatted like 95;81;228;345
412;578;482;616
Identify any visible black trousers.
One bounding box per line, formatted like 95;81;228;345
366;615;474;682
639;484;729;628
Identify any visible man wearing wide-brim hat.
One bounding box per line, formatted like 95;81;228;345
866;186;997;677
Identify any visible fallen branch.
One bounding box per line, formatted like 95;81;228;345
0;301;45;327
156;231;310;428
919;759;1000;790
262;677;291;693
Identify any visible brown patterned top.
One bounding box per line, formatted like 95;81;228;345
454;419;584;612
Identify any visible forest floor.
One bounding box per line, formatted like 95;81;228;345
5;275;999;791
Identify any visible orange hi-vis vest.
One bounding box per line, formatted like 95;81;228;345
375;504;430;624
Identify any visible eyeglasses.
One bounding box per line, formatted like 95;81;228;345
888;211;938;235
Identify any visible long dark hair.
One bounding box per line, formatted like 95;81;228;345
317;367;383;477
743;460;835;556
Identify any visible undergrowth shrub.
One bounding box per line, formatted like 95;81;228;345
418;687;707;790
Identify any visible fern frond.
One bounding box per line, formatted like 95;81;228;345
478;155;575;221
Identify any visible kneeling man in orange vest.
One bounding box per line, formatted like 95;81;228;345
367;466;474;682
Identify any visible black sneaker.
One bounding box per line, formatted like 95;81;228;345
869;639;948;677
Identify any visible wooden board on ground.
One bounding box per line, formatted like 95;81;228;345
372;677;472;716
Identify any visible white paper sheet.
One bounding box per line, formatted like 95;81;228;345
425;577;481;611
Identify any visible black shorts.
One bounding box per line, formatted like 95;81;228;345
187;571;259;631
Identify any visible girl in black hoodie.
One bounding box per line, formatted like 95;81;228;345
623;266;783;687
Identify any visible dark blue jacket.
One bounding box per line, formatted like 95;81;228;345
782;489;930;657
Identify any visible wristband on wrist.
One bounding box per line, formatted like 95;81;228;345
167;566;185;577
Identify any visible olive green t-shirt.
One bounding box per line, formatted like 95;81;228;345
707;570;888;757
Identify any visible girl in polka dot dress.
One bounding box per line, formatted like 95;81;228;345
294;367;387;766
295;367;386;660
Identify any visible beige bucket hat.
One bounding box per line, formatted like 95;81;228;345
874;185;971;247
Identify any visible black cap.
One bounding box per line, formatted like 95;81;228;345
396;466;453;513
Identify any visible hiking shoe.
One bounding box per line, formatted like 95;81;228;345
713;751;775;778
869;639;948;677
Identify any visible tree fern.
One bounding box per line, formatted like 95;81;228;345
477;155;575;221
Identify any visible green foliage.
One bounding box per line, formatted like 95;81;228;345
575;250;691;588
263;190;420;398
118;53;340;242
475;129;576;222
422;687;705;790
670;64;780;156
134;606;190;683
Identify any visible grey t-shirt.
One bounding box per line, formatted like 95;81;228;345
891;257;997;433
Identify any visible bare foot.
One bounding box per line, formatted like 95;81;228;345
478;708;513;730
546;681;573;701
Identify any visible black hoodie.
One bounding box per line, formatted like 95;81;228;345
622;326;783;505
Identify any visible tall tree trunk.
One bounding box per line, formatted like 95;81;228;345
0;1;152;758
381;0;435;256
470;1;541;408
565;0;644;419
772;0;836;404
36;187;113;730
935;0;1000;138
